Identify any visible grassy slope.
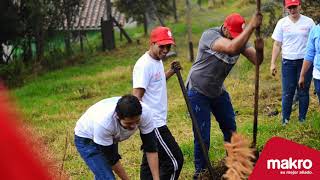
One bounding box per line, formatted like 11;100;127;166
11;0;320;179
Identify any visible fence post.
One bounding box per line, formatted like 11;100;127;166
101;0;115;50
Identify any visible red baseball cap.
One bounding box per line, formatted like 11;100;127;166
150;26;175;45
223;13;246;39
285;0;300;8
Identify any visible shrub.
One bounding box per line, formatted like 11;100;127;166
0;59;27;87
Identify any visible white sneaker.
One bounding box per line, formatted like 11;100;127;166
282;119;289;126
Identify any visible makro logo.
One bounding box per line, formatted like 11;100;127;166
267;158;313;170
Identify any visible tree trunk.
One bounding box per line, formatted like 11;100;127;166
101;0;115;50
143;13;148;36
144;0;159;30
64;30;72;55
65;8;72;54
208;0;214;8
24;36;32;64
197;0;201;8
35;24;45;64
173;0;178;22
0;47;4;64
106;0;112;20
186;0;194;61
147;0;165;26
79;30;83;52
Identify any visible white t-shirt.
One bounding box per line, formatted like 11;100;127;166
74;97;154;146
272;15;315;60
133;52;167;128
313;68;320;80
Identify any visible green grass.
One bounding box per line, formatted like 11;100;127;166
10;0;320;179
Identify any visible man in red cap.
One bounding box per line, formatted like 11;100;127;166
185;13;262;178
270;0;315;126
132;26;184;180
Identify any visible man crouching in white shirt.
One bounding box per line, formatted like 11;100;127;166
74;95;159;180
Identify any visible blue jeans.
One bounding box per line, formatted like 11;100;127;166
314;79;320;103
281;59;313;122
74;135;115;180
187;88;236;172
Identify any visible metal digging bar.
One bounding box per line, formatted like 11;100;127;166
174;67;215;178
253;0;264;149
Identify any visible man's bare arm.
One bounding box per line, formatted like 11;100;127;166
132;88;145;101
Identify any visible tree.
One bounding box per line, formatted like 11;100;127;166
261;1;282;37
303;0;320;23
0;0;22;63
114;0;174;34
17;0;81;63
17;0;62;63
60;0;82;55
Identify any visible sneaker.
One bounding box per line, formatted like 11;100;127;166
299;119;306;124
193;169;208;180
282;119;289;126
193;172;200;180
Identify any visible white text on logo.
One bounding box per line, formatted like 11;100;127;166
267;158;312;170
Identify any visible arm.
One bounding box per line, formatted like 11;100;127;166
112;161;130;180
140;130;159;179
270;40;282;76
242;47;263;65
132;88;145;101
99;144;128;179
299;26;316;89
165;60;181;80
132;60;149;100
298;61;312;89
212;13;262;55
165;69;175;80
146;152;160;180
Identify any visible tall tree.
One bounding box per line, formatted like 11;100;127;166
114;0;174;32
0;0;21;63
303;0;320;23
19;0;62;63
17;0;80;63
60;0;82;55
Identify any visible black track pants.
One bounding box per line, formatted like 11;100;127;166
140;125;184;180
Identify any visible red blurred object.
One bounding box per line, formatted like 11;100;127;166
0;84;52;180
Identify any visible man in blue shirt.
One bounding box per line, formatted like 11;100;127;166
299;25;320;103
